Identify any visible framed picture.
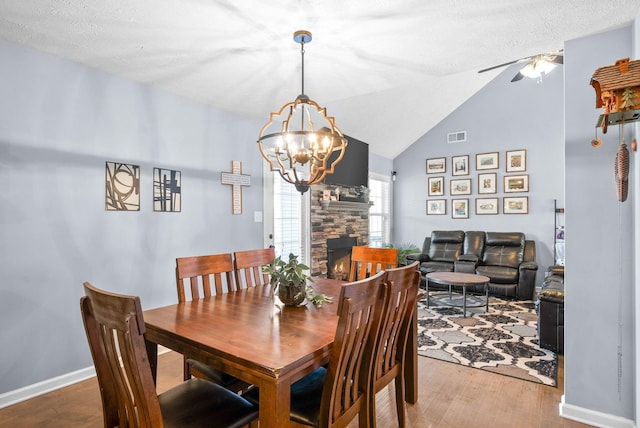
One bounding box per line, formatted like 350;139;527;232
478;172;497;194
504;174;529;193
153;168;182;212
476;152;499;170
105;161;140;211
428;176;445;196
451;155;469;176
451;198;469;219
450;178;472;195
476;197;499;215
426;199;447;215
504;196;529;214
506;149;526;172
426;157;446;174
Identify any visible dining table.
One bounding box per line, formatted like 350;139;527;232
143;277;419;427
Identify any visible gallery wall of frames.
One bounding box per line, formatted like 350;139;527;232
425;149;529;218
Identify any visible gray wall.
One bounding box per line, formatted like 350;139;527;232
0;39;266;394
564;27;635;419
369;152;393;178
393;54;565;286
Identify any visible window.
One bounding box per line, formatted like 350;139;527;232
269;172;310;264
369;173;391;247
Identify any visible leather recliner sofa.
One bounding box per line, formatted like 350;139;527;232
536;265;564;353
407;230;538;300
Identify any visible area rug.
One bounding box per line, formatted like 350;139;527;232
416;292;557;386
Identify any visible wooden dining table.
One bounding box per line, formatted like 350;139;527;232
143;277;419;427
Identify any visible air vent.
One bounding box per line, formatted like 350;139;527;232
447;131;467;144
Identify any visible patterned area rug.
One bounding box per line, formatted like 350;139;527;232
417;292;557;386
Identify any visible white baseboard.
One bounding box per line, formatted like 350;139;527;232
560;394;635;428
0;346;172;409
0;366;96;409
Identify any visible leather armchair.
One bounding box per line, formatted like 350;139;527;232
475;232;538;300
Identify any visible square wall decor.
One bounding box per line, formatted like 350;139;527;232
105;162;140;211
153;168;181;212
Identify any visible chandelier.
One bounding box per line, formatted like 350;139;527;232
257;30;347;194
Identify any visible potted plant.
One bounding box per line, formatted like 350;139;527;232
383;243;420;266
262;253;332;307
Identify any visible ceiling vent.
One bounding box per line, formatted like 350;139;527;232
447;131;467;144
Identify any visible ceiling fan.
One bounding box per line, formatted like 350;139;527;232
478;50;564;82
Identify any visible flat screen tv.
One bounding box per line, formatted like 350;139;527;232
323;135;369;188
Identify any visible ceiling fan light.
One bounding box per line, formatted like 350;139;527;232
520;58;558;79
537;59;557;75
520;63;540;79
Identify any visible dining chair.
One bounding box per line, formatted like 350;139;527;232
244;271;388;427
80;282;258;428
369;261;421;428
175;253;251;393
348;246;398;281
233;247;275;289
176;253;238;302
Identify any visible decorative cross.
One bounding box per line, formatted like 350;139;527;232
221;160;251;214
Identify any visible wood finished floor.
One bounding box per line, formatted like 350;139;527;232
0;352;590;428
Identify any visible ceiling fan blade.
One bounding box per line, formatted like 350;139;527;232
511;72;525;82
478;59;521;73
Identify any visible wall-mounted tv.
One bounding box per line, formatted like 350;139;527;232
323;135;369;188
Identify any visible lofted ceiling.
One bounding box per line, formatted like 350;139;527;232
1;0;639;158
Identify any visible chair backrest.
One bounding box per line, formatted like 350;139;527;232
349;246;398;281
318;271;387;428
482;232;525;268
175;253;236;302
81;282;163;427
372;261;420;390
428;230;465;263
233;247;275;289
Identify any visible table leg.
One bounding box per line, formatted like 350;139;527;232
426;278;430;308
259;381;291;427
485;281;489;312
462;286;467;317
145;340;158;385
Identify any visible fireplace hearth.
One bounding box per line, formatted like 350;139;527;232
327;237;358;280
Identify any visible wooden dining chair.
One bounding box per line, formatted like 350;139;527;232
244;271;388;427
348;246;398;281
369;261;421;428
80;282;258;428
233;247;275;289
175;253;250;393
176;253;238;303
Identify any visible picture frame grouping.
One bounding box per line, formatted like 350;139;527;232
425;149;529;217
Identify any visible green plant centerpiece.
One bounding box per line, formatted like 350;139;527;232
262;253;332;308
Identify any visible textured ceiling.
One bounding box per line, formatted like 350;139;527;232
1;0;639;158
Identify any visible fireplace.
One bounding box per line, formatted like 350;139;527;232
327;237;358;280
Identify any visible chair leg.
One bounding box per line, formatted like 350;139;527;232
366;392;376;428
394;374;407;428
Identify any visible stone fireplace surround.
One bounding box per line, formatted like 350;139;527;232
310;183;371;277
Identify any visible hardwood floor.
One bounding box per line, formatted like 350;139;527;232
0;352;589;427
